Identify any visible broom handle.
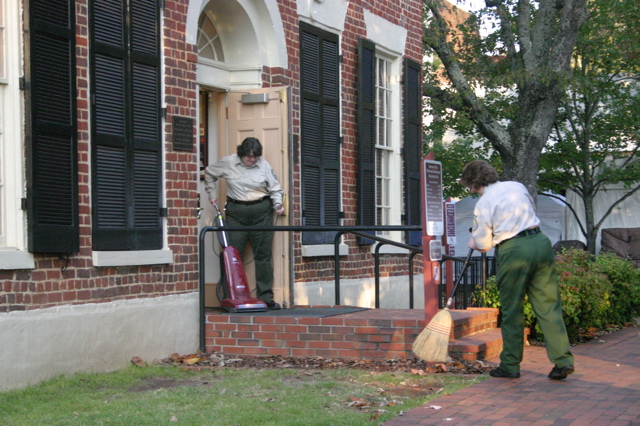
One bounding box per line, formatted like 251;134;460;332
445;248;474;308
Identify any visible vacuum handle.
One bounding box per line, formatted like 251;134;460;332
445;248;474;308
214;203;230;248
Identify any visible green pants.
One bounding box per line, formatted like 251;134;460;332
496;232;574;373
224;198;275;303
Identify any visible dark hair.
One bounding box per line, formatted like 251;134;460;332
237;137;263;157
459;160;499;190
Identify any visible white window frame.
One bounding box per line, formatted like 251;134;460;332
374;51;402;245
0;0;35;269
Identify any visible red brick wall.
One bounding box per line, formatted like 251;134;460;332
1;0;424;313
0;0;199;313
284;1;425;283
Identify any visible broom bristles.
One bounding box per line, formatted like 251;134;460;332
412;308;452;362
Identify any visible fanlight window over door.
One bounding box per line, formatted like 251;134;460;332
197;13;224;62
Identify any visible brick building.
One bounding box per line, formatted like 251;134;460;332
0;0;424;390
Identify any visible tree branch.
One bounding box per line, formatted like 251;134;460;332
423;0;511;150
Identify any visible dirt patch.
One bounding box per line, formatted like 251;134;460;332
381;384;441;399
128;377;214;393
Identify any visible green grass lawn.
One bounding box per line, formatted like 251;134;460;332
0;364;487;425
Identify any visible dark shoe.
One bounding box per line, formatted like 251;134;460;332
489;367;520;378
266;300;281;310
548;364;574;380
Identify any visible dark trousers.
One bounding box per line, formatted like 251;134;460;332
223;198;275;303
496;232;574;373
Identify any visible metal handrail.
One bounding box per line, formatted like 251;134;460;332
198;224;421;351
197;224;474;350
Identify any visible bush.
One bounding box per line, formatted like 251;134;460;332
595;252;640;325
555;249;613;339
474;248;640;344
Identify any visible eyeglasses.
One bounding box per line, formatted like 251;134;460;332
245;154;259;159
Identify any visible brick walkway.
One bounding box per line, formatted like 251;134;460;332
385;325;640;425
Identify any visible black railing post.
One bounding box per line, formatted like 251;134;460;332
373;242;387;309
198;226;211;352
408;251;419;309
334;231;346;306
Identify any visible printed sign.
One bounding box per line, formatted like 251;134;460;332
423;160;444;236
445;201;456;245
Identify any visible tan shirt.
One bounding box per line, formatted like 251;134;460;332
204;154;283;208
471;181;541;251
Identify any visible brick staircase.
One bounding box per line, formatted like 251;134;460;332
449;307;503;361
204;306;505;362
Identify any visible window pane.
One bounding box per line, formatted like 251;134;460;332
375;57;393;230
197;13;224;62
0;0;5;81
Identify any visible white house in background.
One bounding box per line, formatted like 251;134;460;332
453;194;567;258
564;184;640;254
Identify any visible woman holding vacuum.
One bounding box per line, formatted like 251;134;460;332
204;137;285;310
460;160;574;380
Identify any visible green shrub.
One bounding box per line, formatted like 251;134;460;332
555;249;613;339
473;276;540;338
595;252;640;324
473;248;640;344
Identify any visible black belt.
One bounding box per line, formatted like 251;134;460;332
498;227;541;246
227;196;270;206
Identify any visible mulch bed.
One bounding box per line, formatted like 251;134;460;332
151;352;496;375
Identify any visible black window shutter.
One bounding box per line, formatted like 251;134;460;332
26;0;79;253
356;39;376;244
90;0;162;251
403;58;422;246
299;22;341;245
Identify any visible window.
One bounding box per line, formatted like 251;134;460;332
358;39;422;244
0;0;5;82
358;40;402;241
90;0;163;251
197;13;224;62
375;56;394;234
0;0;33;266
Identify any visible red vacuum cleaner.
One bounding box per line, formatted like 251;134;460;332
214;203;268;313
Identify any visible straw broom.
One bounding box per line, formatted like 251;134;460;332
412;249;474;362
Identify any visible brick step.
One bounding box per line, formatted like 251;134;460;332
450;307;499;339
448;327;530;362
448;328;503;362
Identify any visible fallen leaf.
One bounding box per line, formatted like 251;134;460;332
183;355;201;365
347;396;369;408
131;357;146;367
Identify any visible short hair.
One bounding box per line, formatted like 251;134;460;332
237;137;263;157
459;160;499;190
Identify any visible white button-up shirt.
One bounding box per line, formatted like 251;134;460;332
204;154;284;208
470;181;541;251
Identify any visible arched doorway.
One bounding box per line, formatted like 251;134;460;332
190;0;291;308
